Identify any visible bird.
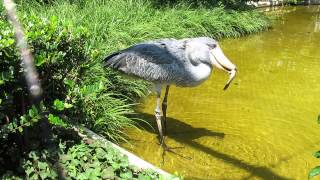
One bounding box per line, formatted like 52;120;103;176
104;37;237;146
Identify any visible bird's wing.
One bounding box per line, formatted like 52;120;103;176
104;41;184;82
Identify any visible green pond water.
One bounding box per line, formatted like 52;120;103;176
123;6;320;179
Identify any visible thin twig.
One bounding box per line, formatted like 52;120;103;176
3;0;42;102
3;0;51;149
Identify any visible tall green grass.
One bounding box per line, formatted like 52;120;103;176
16;0;270;142
18;0;270;53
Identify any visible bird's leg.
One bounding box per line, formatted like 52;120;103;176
154;85;164;145
157;86;191;160
162;85;170;136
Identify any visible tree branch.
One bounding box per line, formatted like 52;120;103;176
3;0;42;103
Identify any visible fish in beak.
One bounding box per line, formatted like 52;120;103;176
210;44;237;90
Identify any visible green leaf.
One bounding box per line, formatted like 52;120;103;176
314;151;320;158
60;154;71;163
120;171;133;179
111;162;121;170
38;161;48;170
138;174;150;180
102;167;115;179
18;126;23;133
20;115;27;124
53;99;65;111
30;173;39;180
309;166;320;179
318;115;320;125
64;79;75;88
48;114;66;127
39;172;48;179
35;55;47;66
64;102;73;109
25;167;34;176
119;158;129;167
96;147;106;159
28;108;35;118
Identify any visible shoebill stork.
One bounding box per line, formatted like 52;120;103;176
104;37;237;146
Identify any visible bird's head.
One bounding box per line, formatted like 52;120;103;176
197;37;237;90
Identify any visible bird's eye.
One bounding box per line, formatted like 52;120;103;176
209;44;217;49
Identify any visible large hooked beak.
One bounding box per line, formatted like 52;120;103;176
210;45;237;90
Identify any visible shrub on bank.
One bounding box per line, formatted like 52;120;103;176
0;14;148;177
0;14;89;137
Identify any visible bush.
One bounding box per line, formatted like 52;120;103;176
0;13;87;173
0;14;87;133
0;13;148;175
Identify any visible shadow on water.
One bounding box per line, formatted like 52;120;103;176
133;113;290;180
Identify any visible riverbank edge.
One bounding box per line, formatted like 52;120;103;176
248;0;320;8
75;126;177;179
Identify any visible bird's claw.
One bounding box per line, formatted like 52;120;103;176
160;142;192;161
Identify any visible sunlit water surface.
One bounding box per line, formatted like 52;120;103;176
122;6;320;179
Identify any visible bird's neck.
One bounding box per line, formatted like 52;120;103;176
185;63;212;86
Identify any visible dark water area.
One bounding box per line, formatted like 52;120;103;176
123;6;320;179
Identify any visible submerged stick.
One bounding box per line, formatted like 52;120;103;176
3;0;42;102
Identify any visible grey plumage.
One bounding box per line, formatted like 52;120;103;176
105;39;186;85
104;37;224;87
104;37;237;146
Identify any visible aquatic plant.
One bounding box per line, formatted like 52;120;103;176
308;115;320;179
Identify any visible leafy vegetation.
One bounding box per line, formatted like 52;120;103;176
309;115;320;179
1;126;167;179
0;12;145;140
0;13;86;131
0;12;152;178
59;141;162;179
